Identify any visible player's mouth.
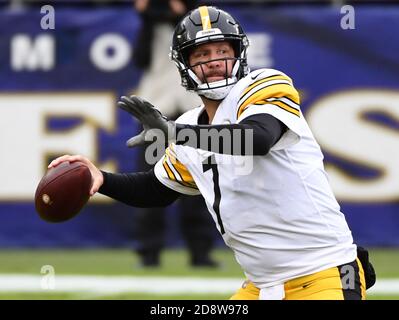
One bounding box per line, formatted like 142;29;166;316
206;75;225;82
204;71;229;82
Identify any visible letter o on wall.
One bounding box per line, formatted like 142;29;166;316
90;33;131;72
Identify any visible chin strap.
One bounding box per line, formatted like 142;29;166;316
188;59;241;100
197;78;236;100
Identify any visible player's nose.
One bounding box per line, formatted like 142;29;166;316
206;57;222;69
206;50;223;68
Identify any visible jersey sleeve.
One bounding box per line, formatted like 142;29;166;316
236;70;303;150
154;145;201;196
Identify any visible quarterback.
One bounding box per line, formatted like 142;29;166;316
49;6;375;299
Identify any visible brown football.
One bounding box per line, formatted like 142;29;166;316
35;161;92;223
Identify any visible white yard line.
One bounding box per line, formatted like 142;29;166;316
0;275;242;294
0;275;397;295
368;279;399;295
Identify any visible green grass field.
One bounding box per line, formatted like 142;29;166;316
0;248;397;300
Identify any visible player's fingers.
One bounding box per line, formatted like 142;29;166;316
90;178;102;196
125;96;147;114
128;96;160;118
48;154;72;168
48;155;88;168
126;132;145;148
118;100;142;120
122;96;153;118
88;169;104;196
120;96;140;109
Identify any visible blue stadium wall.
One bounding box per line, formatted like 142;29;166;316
0;3;398;247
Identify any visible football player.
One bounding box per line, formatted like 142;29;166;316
49;6;375;299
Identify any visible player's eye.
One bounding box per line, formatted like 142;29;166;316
194;51;207;58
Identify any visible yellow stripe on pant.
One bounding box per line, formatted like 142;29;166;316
230;259;366;300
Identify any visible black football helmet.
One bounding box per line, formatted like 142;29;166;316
171;6;249;100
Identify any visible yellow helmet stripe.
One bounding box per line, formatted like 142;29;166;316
199;6;211;30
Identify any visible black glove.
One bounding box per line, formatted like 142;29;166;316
118;96;176;147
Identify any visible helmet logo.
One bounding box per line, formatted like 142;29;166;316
195;28;223;43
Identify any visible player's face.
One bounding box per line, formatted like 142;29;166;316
188;41;235;83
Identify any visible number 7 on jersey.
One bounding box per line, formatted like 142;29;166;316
202;155;225;234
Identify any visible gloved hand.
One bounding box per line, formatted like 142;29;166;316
118;96;176;147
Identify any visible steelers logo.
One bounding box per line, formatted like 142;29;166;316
42;194;52;205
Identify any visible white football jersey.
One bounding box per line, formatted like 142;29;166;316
154;68;356;288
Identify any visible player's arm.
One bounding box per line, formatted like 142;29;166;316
99;147;200;203
98;169;180;207
48;155;180;208
175;114;287;155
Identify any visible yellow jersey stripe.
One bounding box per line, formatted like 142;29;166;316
165;149;198;188
165;148;177;164
163;158;197;190
199;6;211;30
239;81;298;107
254;96;300;110
356;258;367;300
237;83;298;118
239;99;300;118
264;100;300;117
267;96;300;110
240;75;293;99
170;160;197;186
163;160;175;181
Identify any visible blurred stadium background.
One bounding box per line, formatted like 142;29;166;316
0;0;398;299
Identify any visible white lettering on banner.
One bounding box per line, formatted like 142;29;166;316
0;93;116;201
307;90;399;202
247;33;273;68
11;34;55;71
90;33;132;72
